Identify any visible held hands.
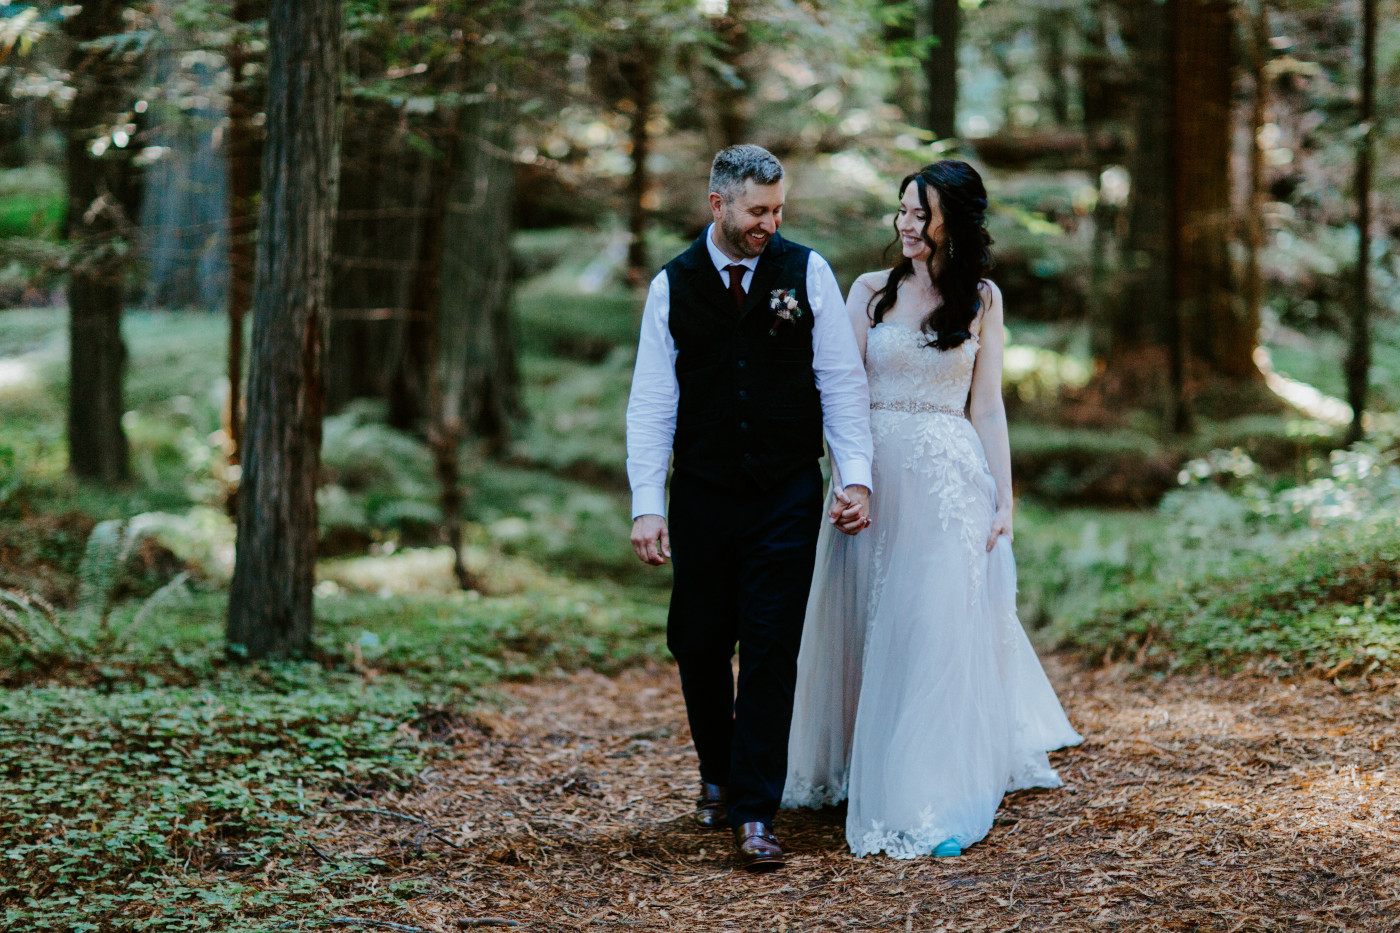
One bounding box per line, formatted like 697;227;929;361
829;485;871;535
631;514;671;566
986;505;1013;552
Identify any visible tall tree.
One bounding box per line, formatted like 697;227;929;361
226;0;342;658
1105;0;1270;428
224;0;266;486
429;59;521;589
1240;0;1269;380
1346;0;1376;443
707;0;752;149
922;0;960;140
64;0;141;482
621;41;654;284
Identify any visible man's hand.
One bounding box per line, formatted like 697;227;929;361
828;485;871;536
631;514;671;565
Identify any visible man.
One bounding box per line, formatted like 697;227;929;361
626;144;874;872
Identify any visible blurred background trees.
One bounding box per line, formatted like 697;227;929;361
0;0;1397;655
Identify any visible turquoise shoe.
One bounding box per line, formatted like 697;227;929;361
932;838;962;858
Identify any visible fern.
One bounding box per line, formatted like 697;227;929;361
0;588;67;649
76;519;127;630
112;571;191;645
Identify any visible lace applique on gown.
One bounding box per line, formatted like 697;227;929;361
782;318;1082;859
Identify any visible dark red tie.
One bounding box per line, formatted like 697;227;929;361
724;263;747;311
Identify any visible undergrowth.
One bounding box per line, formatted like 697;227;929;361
1035;440;1400;676
0;567;666;932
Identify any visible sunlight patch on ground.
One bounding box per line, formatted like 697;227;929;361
0;357;36;392
317;544;561;598
1256;345;1357;426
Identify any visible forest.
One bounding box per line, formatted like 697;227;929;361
0;0;1398;930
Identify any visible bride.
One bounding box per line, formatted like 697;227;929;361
783;160;1081;859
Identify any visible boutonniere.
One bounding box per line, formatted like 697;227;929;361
768;288;805;336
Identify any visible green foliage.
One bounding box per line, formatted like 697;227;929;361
1039;439;1400;675
0;565;665;930
0;166;63;240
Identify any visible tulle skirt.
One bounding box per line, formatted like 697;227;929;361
783;411;1082;858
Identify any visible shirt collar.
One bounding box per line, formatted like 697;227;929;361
705;223;759;276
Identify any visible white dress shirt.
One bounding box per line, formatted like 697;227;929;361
625;224;874;519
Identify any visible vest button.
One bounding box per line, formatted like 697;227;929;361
737;360;747;368
739;390;748;399
740;422;749;430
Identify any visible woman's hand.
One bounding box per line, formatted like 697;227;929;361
986;506;1013;552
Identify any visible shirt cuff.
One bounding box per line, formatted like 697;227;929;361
631;487;668;521
835;459;872;492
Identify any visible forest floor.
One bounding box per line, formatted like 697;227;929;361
299;657;1400;933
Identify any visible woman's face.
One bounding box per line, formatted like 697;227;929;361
895;181;943;264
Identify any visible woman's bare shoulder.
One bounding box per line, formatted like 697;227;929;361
972;279;1003;334
852;268;896;293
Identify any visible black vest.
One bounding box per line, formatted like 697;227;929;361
664;231;825;491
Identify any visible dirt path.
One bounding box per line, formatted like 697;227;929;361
317;658;1400;932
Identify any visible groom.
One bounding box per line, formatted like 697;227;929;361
626;144;874;871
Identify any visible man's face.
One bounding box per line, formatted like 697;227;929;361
709;179;785;260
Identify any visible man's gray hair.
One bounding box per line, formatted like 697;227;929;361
709;144;784;202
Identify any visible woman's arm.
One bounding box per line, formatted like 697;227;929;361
967;281;1014;550
844;272;879;364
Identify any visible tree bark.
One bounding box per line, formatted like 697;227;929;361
226;0;342;659
1172;0;1252;384
1346;0;1376;443
1241;0;1268;379
327;98;435;419
922;0;960;140
437;76;520;448
623;44;653;285
1104;0;1268;428
64;0;137;483
225;0;265;493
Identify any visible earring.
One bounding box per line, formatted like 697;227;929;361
947;241;955;259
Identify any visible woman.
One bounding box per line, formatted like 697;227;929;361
783;160;1081;859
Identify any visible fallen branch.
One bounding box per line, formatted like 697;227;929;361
329;920;428;933
331;807;428;824
456;921;520;929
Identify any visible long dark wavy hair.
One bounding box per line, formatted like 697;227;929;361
868;160;994;351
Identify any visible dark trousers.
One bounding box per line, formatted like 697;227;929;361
666;465;823;827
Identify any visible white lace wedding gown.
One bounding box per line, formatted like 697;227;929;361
782;319;1082;858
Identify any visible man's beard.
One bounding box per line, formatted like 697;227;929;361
718;209;768;259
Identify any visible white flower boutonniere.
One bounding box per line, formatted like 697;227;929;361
768;288;805;336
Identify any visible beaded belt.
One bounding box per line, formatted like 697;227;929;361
871;400;966;417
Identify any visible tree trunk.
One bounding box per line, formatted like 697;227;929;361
1042;10;1071;126
64;0;137;483
623;44;653;285
1241;0;1268;377
398;54;521;591
140;39;227;310
708;0;751;149
437;77;519;448
225;0;264;487
226;0;342;659
327;98;435;419
1346;0;1375;443
922;0;960;140
1104;0;1269;428
1173;0;1253;384
428;68;520;590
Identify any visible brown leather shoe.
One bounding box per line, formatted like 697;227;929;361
733;821;784;872
693;782;728;829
